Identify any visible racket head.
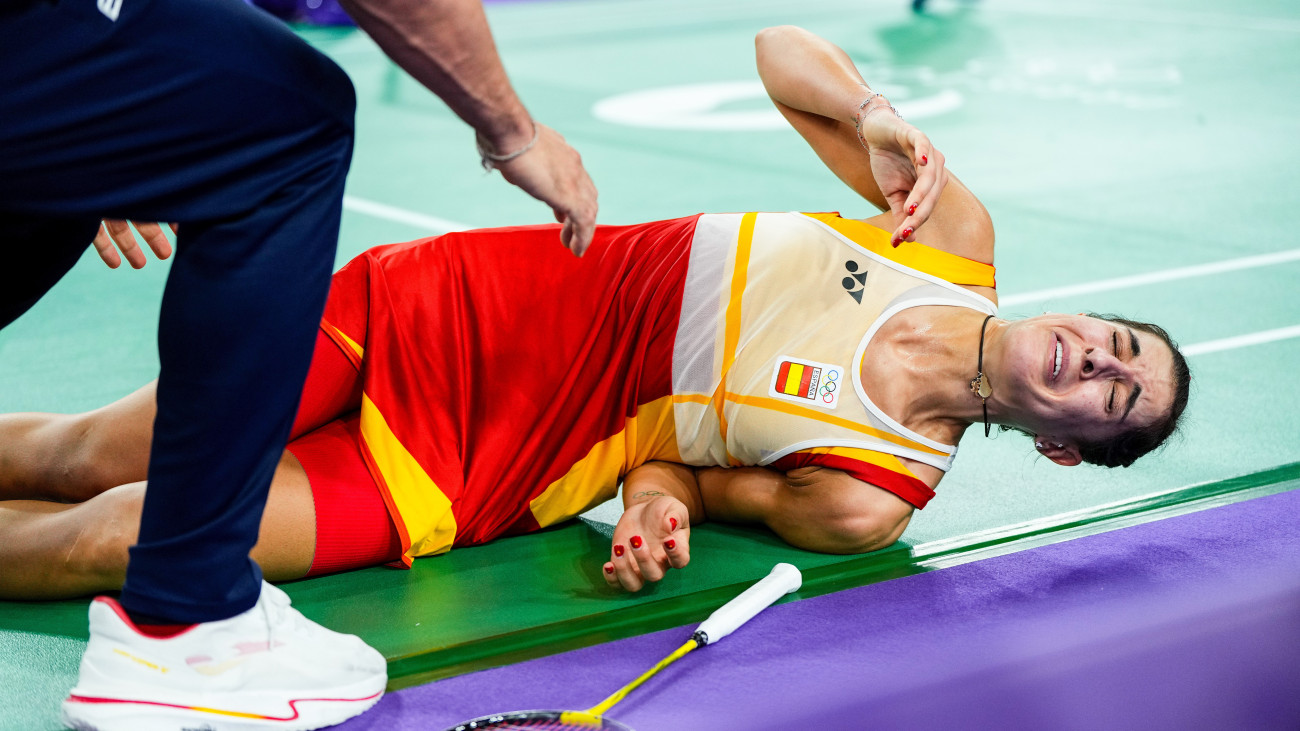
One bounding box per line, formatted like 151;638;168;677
443;709;634;731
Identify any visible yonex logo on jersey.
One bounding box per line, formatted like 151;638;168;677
769;356;843;410
842;260;867;304
97;0;121;21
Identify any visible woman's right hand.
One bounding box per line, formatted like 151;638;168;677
602;494;692;592
856;102;949;245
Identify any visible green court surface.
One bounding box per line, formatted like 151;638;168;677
3;1;1299;729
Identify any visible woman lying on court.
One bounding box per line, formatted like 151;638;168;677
0;26;1189;599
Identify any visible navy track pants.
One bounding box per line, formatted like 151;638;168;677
0;0;356;622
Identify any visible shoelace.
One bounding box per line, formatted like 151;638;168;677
260;587;311;649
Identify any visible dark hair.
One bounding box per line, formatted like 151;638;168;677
1074;314;1191;468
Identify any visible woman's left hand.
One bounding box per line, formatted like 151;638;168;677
858;105;948;245
603;494;691;592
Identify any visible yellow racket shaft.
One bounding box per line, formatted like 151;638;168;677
583;638;700;717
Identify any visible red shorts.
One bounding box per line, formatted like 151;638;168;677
285;330;403;577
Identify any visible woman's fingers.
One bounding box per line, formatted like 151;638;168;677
664;527;690;570
662;507;691;570
630;534;667;584
603;497;693;592
603;538;657;592
894;135;948;244
603;549;643;591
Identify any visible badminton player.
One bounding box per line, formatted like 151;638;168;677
0;26;1187;610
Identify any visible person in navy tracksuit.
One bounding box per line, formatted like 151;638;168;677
1;0;596;726
0;0;357;625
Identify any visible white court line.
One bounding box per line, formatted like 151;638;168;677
1183;325;1300;357
342;196;1300;302
983;1;1300;35
1000;249;1300;307
342;195;469;234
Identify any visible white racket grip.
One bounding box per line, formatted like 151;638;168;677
693;563;801;646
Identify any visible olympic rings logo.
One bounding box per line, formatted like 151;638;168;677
819;369;841;403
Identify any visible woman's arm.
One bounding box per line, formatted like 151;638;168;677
755;25;994;264
602;461;701;592
697;465;913;554
603;460;913;592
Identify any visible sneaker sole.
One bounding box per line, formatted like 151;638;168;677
60;681;384;731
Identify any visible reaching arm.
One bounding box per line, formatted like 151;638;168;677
755;25;993;263
337;0;597;254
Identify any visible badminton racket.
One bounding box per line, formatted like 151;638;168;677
443;562;802;730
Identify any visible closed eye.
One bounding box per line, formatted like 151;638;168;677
1112;330;1119;355
1108;384;1116;412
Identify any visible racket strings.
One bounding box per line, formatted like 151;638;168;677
446;639;698;731
449;710;631;730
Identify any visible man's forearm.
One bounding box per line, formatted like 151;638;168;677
339;0;533;149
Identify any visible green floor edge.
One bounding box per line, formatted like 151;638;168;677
388;461;1300;689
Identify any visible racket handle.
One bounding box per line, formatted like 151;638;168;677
693;563;801;646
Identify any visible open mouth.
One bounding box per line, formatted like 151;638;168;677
1052;335;1063;380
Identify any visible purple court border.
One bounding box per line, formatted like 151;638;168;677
340;488;1300;731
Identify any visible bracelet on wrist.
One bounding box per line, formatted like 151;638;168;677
854;89;902;151
476;120;539;171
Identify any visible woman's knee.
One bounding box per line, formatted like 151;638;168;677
67;484;144;585
46;411;149;502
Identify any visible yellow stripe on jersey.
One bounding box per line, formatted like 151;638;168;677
530;396;680;527
803;213;996;288
715;212;758;452
358;393;457;560
727;393;949;457
322;321;364;369
791;445;921;480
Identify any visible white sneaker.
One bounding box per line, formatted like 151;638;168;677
61;581;386;731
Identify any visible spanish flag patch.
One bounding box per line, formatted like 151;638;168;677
768;356;844;410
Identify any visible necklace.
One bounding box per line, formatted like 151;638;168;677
969;313;995;437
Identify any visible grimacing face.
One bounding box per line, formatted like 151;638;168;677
988;313;1176;450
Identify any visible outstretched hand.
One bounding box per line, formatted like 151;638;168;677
92;220;176;269
492;122;598;257
603;494;691;592
858;107;948;246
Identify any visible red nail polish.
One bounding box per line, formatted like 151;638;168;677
665;539;676;550
669;517;678;531
604;564;614;574
902;227;913;239
614;544;625;557
891;239;901;248
630;535;643;550
907;204;917;216
921;154;928;164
